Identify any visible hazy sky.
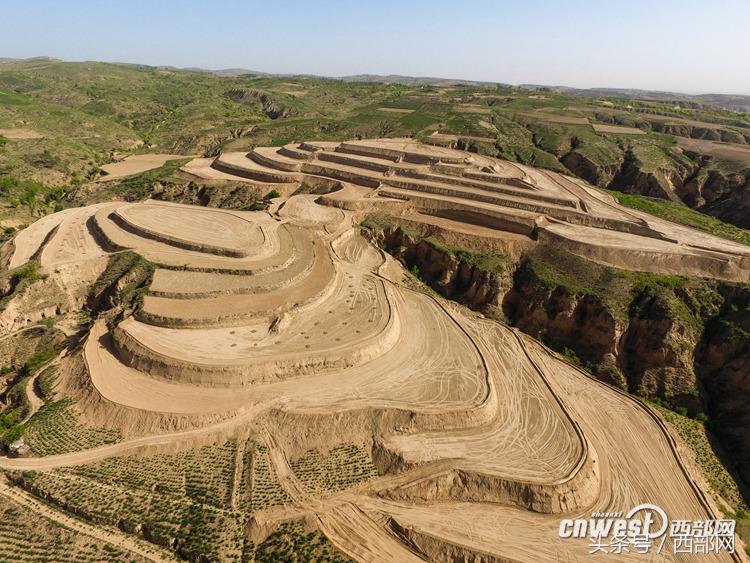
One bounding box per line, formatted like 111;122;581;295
2;0;749;94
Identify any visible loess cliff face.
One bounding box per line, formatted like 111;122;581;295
503;262;703;412
559;152;605;186
561;145;750;229
373;225;750;487
503;285;624;384
606;150;681;201
378;227;515;314
694;170;750;229
697;285;750;485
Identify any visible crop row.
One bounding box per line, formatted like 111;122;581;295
0;501;143;563
290;442;379;495
23;399;121;456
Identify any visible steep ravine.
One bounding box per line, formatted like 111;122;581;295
370;225;750;489
561;147;750;229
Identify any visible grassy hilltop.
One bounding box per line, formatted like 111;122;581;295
1;58;749;228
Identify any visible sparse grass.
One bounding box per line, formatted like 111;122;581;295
614;191;750;247
251;443;293;511
653;403;750;554
360;211;393;232
423;237;512;277
23;399;121;455
290;442;379;495
0;261;46;312
0;325;66;446
0;499;144;563
249;519;354;563
103;158;191;202
36;364;58;400
517;244;716;328
19;339;65;377
654;403;747;512
9;438;294;561
87;251;155;313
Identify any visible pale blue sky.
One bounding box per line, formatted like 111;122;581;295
1;0;749;94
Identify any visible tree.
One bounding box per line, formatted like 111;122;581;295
20;183;40;216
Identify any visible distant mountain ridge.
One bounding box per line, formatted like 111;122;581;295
1;57;747;111
338;74;497;87
519;84;750;112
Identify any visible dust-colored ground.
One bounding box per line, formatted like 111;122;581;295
677;137;750;164
1;139;746;562
187;138;750;282
99;153;189;179
180;156;269;183
592;123;646;135
0;128;43;139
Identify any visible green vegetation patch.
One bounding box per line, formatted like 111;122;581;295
290;442;379;495
87;251;155;313
360;211;393;232
613;191;750;247
0;261;45;312
23;399;121;455
518;244;715;329
423;237;513;277
251;443;293;511
18;337;65;378
15;469;243;561
9;437;296;561
0;176;67;217
249;519;354;563
0;500;144;563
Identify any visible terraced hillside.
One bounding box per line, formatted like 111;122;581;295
0;139;746;561
2;59;750;233
188;138;750;283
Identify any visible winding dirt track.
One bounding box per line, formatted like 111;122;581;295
2;139;745;561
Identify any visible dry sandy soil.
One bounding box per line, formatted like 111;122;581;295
1;139;747;562
99;153;189;179
0;128;43;139
677;137;750;164
592;123;646;135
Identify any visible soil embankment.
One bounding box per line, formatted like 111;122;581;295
370;223;750;490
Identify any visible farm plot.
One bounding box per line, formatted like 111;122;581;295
0;498;148;563
1;139;746;562
290;443;379;495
